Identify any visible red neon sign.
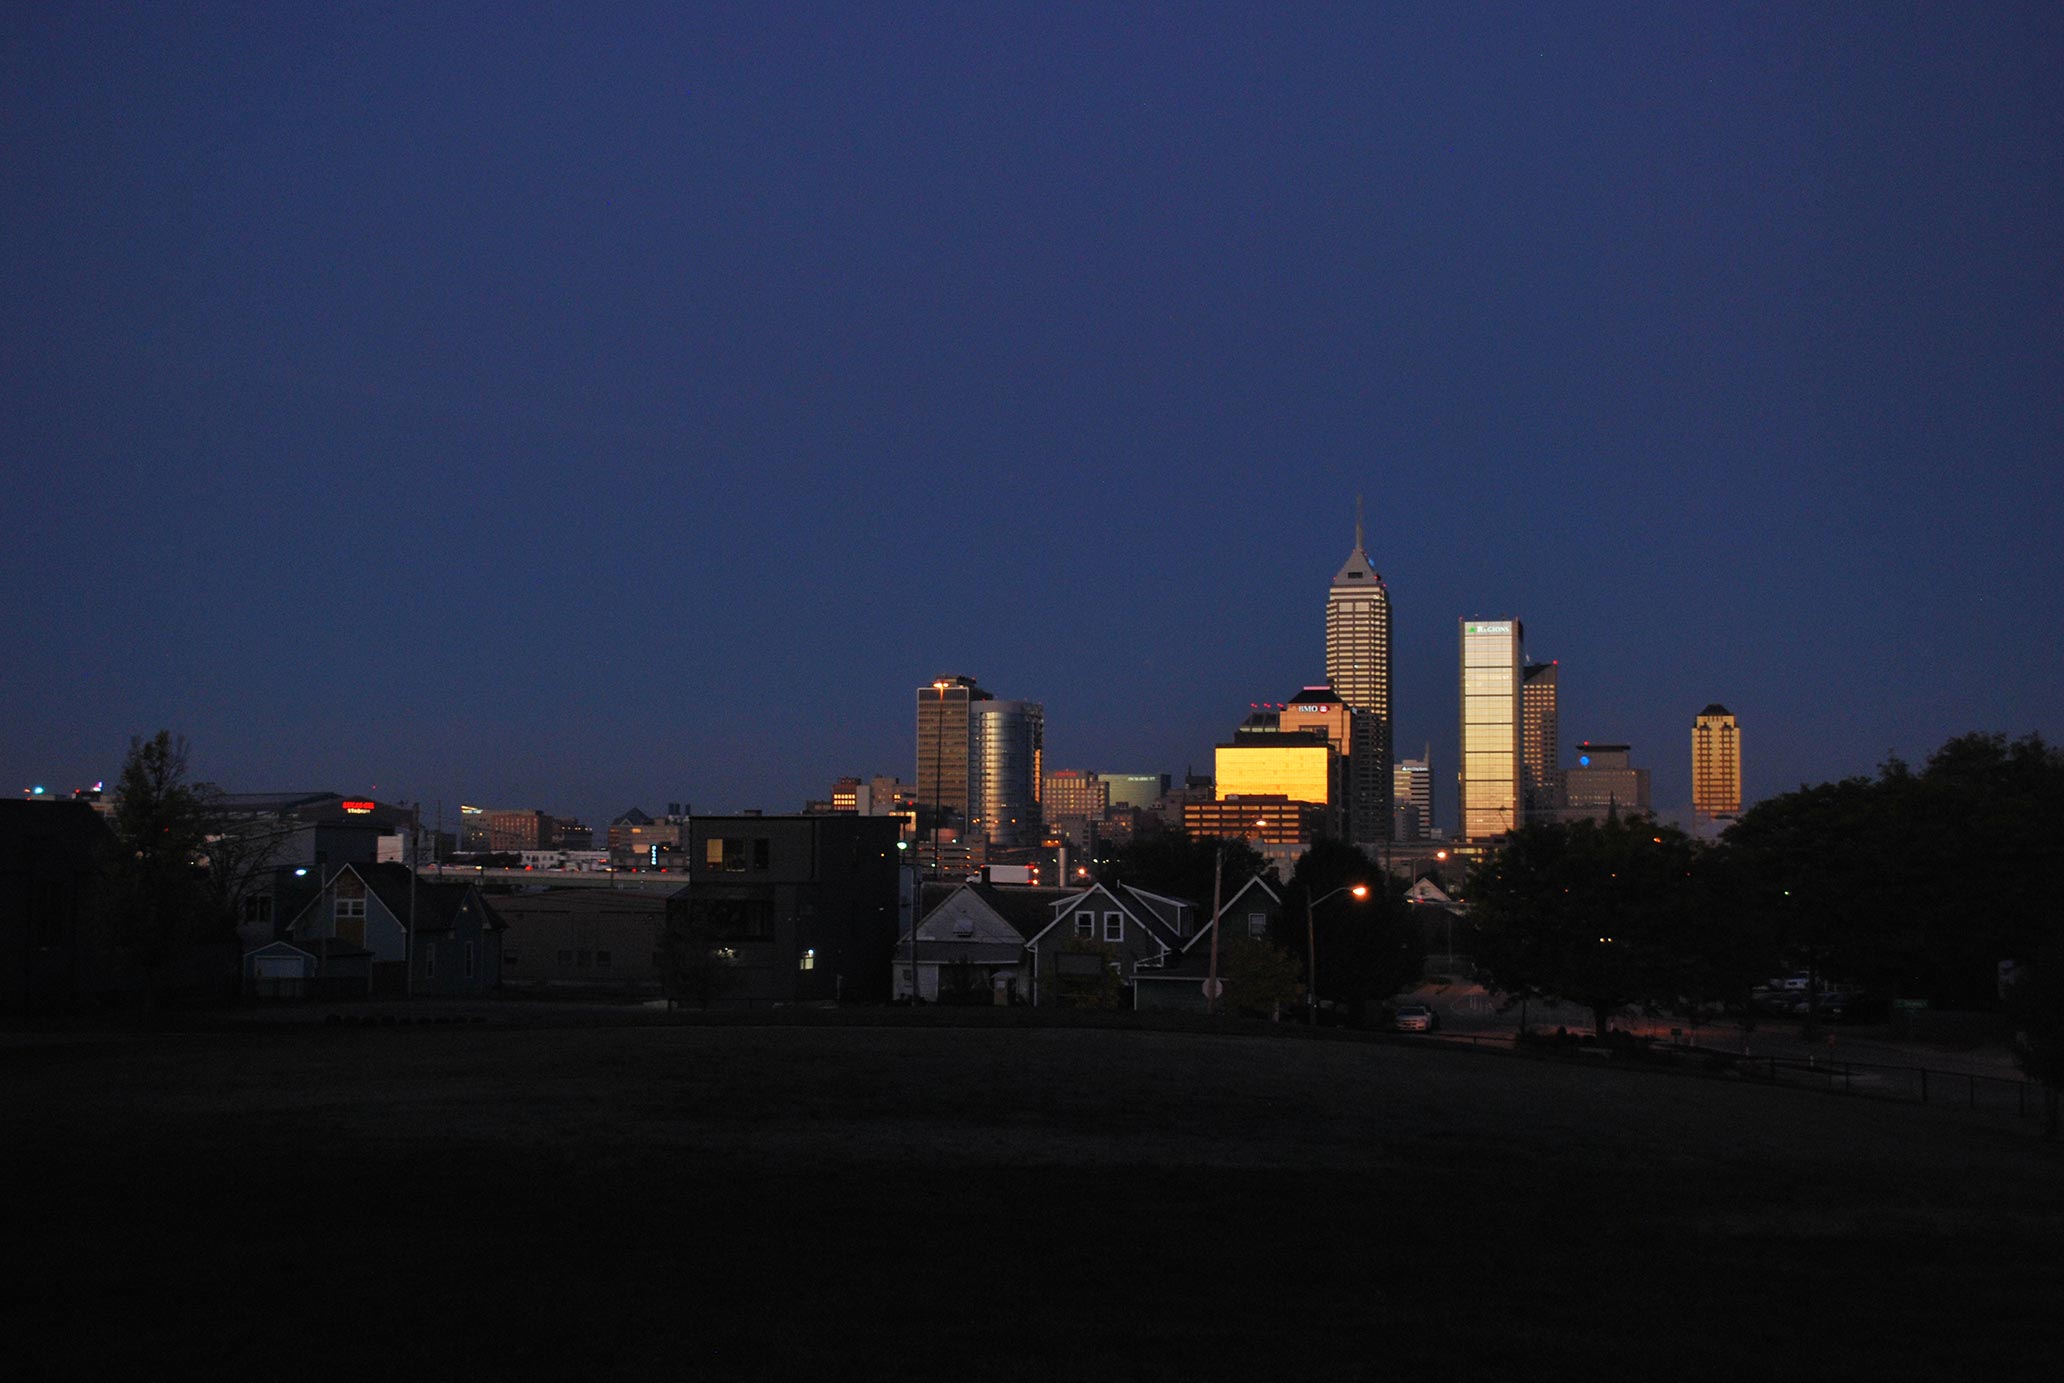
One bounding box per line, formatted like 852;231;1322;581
342;800;375;814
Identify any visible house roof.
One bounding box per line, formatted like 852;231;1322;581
1182;874;1282;954
912;883;1078;944
306;862;507;933
1024;883;1186;955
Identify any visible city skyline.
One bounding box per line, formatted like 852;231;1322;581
5;6;2057;833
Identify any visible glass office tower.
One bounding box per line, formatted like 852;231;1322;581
1459;620;1523;840
969;700;1044;848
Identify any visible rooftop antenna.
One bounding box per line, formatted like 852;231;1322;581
1355;494;1365;551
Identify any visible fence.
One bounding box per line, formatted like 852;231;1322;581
1412;1029;2054;1125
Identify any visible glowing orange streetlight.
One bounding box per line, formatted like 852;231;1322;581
1305;881;1370;1026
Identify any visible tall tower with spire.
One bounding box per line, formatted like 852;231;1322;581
1325;499;1394;846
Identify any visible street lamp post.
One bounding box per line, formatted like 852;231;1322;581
930;680;949;882
1305;882;1369;1025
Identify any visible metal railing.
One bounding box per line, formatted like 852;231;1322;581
1407;1029;2053;1124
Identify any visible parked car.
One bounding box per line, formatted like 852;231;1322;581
1393;1004;1438;1033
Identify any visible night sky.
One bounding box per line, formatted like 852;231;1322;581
5;4;2059;834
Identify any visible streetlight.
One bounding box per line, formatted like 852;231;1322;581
1305;882;1370;1025
896;839;920;1003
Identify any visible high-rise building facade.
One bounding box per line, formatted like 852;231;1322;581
1521;661;1562;819
969;699;1044;848
1459;619;1523;840
1101;773;1169;811
1692;705;1742;821
1324;505;1393;845
915;676;991;829
1561;742;1652;821
1392;751;1432;841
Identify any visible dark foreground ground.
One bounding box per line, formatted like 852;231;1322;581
7;1019;2061;1380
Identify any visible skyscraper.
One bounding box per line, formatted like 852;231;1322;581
1459;619;1523;840
915;675;990;829
969;699;1044;847
1692;704;1742;821
1562;742;1653;821
1521;661;1561;819
1324;501;1393;846
1392;750;1432;841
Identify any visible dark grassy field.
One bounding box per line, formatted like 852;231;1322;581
8;1019;2060;1380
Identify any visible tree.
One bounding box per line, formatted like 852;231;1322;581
2003;931;2064;1140
1218;932;1300;1020
105;732;218;1009
1053;936;1122;1009
1715;733;2064;1013
1281;838;1417;1016
1469;816;1709;1037
1095;828;1268;907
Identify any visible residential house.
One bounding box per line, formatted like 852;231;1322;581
1021;883;1196;1007
285;862;503;997
1135;874;1286;1013
893;883;1074;1004
669;814;901;1005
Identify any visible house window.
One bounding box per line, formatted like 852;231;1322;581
799;948;815;971
752;838;771;871
705;838;748;872
335;897;365;921
505;951;521;966
1247;912;1268;939
1075;911;1095;939
594;950;610;967
241;895;273;925
1103;912;1123;943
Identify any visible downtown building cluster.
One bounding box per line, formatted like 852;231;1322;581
846;508;1750;887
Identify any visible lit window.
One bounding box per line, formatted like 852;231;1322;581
799;948;815;971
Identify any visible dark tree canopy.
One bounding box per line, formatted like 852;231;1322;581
1282;838;1417;1012
1721;731;2064;1007
2004;930;2064;1139
1468;816;1709;1037
105;732;221;1003
1094;828;1269;910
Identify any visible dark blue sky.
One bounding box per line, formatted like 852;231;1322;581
6;3;2059;833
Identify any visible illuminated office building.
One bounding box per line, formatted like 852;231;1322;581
1324;502;1393;845
915;675;991;829
1521;661;1562;818
1392;751;1432;841
1692;705;1742;821
969;699;1044;848
1214;727;1341;840
1101;773;1168;811
1562;742;1652;821
1459;619;1523;840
